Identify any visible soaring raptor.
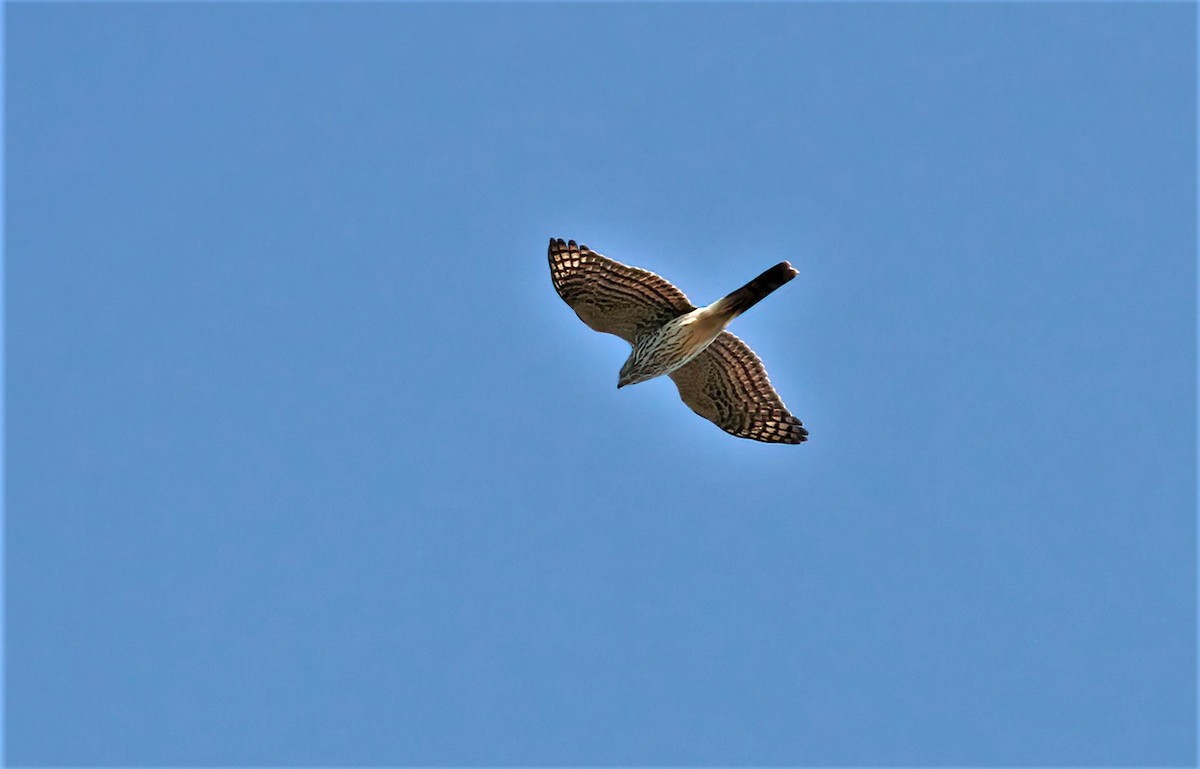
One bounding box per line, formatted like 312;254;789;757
548;238;808;444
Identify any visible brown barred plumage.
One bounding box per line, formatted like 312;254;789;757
548;238;807;444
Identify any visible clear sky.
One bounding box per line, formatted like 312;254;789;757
6;2;1195;766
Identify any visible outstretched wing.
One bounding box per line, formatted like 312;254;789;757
549;238;695;344
669;332;808;444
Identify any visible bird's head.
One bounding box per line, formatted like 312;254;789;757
617;357;652;389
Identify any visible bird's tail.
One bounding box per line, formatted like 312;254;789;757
714;262;798;318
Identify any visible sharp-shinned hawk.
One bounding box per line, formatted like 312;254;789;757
548;237;808;444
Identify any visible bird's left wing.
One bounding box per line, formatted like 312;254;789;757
549;238;695;344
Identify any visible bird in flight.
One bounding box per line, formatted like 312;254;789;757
548;238;808;444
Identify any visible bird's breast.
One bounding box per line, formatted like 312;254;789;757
637;310;728;374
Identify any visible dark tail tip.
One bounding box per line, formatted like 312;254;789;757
723;262;798;316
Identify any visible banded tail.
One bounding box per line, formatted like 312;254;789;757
716;262;798;318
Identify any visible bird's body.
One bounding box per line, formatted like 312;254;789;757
548;238;808;444
617;261;799;387
617;306;728;387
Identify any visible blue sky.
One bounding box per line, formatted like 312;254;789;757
5;2;1195;765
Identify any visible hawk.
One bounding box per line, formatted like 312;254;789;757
548;238;808;444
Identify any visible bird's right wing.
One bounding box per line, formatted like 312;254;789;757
549;238;695;344
669;331;808;444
